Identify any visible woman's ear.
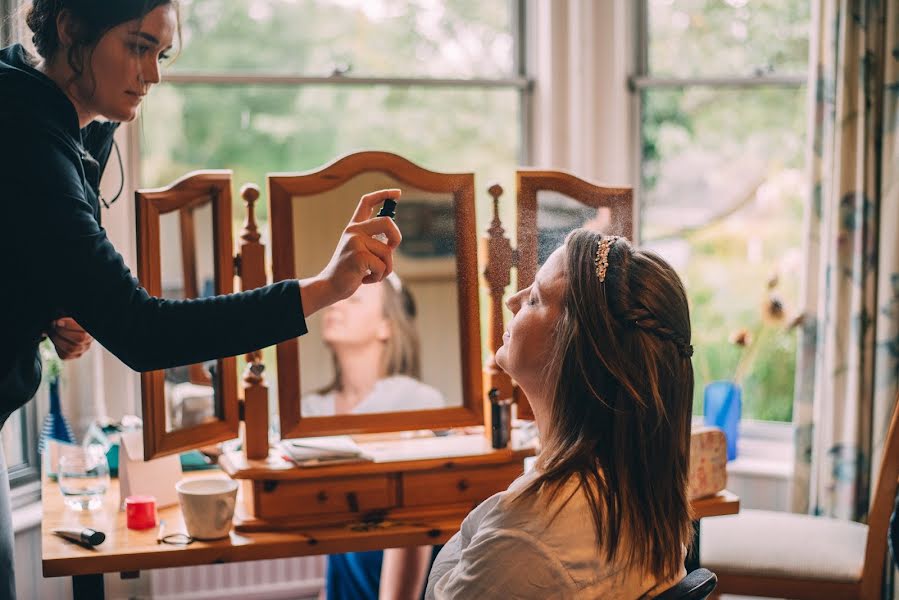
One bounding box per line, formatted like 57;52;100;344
55;9;77;50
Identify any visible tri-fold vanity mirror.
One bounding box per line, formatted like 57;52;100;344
134;153;632;533
269;152;483;438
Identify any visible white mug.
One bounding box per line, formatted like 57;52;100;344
176;478;238;540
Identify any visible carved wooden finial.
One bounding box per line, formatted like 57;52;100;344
241;184;261;244
487;184;507;240
488;184;503;221
481;182;515;433
242;351;265;386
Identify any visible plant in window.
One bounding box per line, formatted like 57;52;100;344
730;276;799;387
706;275;800;459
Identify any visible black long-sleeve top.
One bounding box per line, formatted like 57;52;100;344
0;44;308;425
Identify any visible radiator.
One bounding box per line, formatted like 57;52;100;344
150;556;325;600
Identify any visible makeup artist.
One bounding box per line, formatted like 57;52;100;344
0;3;400;598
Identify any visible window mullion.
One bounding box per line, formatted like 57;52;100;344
631;74;807;90
161;72;531;90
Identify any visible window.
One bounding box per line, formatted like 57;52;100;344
635;0;810;422
139;0;529;414
1;403;40;494
141;0;526;201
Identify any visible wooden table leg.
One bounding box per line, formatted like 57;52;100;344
72;573;104;600
685;520;700;572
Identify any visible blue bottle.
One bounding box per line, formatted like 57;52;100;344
703;381;741;461
39;377;76;454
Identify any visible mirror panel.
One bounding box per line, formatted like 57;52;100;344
293;173;462;417
136;171;239;459
158;202;221;431
514;170;634;420
536;191;616;265
271;152;482;438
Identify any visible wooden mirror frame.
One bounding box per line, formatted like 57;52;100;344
135;171;240;459
514;169;634;419
270;151;484;438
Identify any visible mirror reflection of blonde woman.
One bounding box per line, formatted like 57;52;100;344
306;274;441;600
302;273;444;416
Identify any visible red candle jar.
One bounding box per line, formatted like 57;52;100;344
125;495;157;530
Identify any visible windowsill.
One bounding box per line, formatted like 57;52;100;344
727;452;793;480
10;479;42;534
11;500;42;535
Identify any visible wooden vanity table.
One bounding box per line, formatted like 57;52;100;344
41;467;737;599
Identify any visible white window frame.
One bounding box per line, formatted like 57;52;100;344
4;403;41;508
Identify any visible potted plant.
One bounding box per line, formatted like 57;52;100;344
704;274;800;460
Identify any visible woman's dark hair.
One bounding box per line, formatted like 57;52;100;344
513;229;694;581
25;0;178;77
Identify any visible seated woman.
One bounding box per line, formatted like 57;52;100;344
426;231;694;599
302;272;445;416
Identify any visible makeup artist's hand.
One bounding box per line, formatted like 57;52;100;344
47;318;93;359
299;189;402;317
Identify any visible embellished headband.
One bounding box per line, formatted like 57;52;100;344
594;236;620;282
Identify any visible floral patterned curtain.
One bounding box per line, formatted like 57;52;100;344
792;0;899;520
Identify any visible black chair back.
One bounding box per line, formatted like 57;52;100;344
653;568;717;600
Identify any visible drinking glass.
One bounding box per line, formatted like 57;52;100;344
58;444;110;511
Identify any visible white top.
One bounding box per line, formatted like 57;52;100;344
301;375;445;416
426;471;684;599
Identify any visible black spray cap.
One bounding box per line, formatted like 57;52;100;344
377;198;397;219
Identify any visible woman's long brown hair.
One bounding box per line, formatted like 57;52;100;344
514;229;694;581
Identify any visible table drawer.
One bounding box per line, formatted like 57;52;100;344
255;475;397;519
403;463;523;508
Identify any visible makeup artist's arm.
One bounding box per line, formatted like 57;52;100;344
299;189;403;318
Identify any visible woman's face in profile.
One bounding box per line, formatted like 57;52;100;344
496;246;566;401
321;282;391;347
74;4;176;122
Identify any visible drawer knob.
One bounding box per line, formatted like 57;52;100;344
316;491;329;503
457;479;470;492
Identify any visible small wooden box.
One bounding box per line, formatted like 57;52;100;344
689;426;728;500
